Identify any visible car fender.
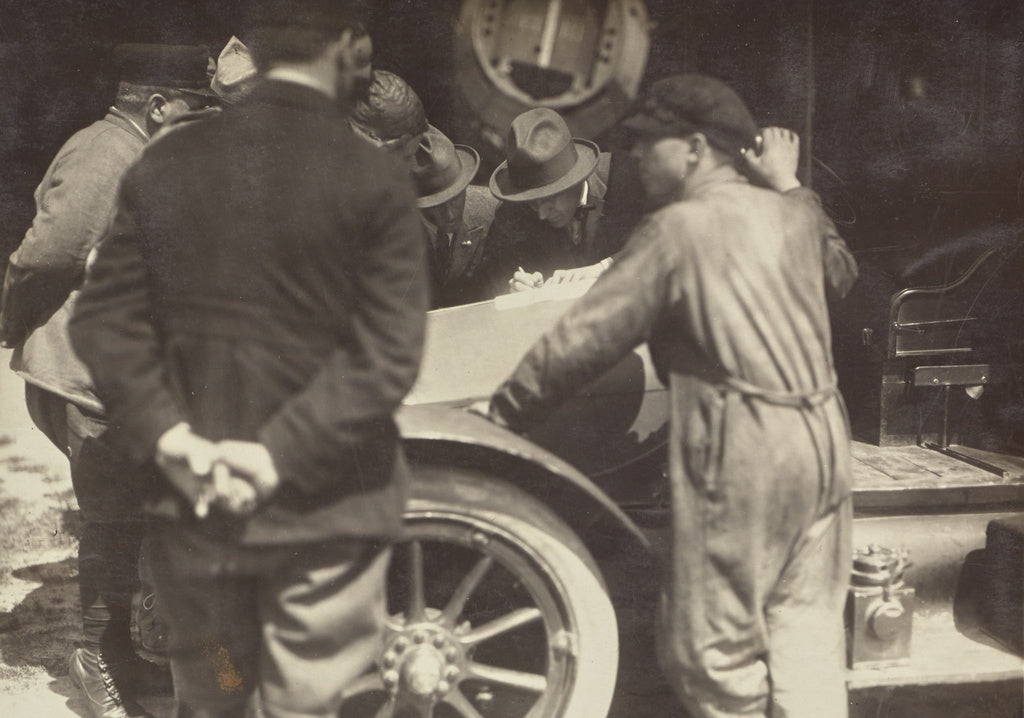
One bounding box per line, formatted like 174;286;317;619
396;403;651;552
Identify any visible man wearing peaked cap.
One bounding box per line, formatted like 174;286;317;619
619;73;857;302
479;106;645;297
0;42;218;718
482;73;857;718
412;126;499;307
71;8;427;718
621;72;760;159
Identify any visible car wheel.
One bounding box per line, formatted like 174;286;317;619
339;465;619;718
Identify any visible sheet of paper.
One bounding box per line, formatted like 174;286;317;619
493;276;598;310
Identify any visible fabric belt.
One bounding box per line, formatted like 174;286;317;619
720;373;838;410
160;295;347;350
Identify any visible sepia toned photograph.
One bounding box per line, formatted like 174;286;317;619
0;1;1021;716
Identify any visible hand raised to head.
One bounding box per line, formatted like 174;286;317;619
741;127;802;193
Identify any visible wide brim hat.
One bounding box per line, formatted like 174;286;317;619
489;107;599;203
414;126;481;208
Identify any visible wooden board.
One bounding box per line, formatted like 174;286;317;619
851;441;1024;510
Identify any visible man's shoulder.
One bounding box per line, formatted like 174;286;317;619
638;198;724;251
55;115;145;168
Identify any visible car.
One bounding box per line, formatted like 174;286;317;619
338;285;661;718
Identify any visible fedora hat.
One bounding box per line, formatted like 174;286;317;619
413;126;480;208
489;108;599;203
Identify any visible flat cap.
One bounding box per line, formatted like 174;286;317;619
621;74;758;157
112;44;215;95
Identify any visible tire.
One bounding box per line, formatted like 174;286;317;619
340;466;619;718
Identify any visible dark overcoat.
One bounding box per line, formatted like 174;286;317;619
70;80;429;544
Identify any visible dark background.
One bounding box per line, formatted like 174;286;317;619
2;0;1022;286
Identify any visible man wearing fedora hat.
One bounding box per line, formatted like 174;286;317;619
0;43;218;718
480;74;855;718
480;106;644;297
412;126;499;307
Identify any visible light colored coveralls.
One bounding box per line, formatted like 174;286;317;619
490;163;855;717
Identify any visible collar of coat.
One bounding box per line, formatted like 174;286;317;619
245;78;344;117
105;107;150;144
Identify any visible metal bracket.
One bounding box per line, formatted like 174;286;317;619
922;442;1011;480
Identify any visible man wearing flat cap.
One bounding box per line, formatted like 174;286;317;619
0;43;217;718
479;106;644;297
70;1;428;715
412;126;499;307
481;74;856;718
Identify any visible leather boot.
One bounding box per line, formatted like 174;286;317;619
68;648;154;718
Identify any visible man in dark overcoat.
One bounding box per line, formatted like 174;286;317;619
482;75;853;717
69;3;429;716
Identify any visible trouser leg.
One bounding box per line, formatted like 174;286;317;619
25;384;145;659
765;497;852;718
656;492;772;718
148;524;391;718
146;524;260;718
259;543;390;718
658;392;850;718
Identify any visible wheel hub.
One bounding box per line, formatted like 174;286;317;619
381;619;465;702
402;647;443;696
